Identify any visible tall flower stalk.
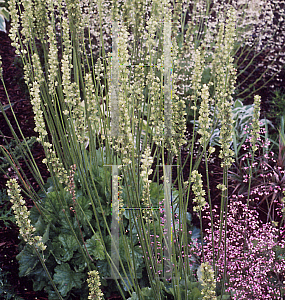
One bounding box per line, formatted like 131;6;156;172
212;8;237;295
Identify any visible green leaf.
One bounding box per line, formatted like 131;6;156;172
52;234;78;263
234;99;243;108
31;266;50;292
16;245;39;277
46;290;62;300
71;252;87;272
76;195;93;224
128;245;144;278
45;177;55;194
17;246;53;294
274;245;285;260
186;212;192;223
59;233;78;252
96;259;110;278
217;294;231;300
191;226;201;242
42;224;50;244
0;190;15;228
59;211;77;233
44;191;65;223
34;215;46;235
141;286;157;298
121;274;134;292
70;285;89;300
53;263;85;297
149;182;164;205
117;235;144;282
0;7;9;21
86;233;105;260
190;287;202;299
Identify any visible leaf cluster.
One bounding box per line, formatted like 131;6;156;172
16;163;111;299
15;159;203;299
14;164;141;298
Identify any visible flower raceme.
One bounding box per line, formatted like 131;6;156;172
141;145;154;223
215;7;237;168
6;179;46;251
200;261;217;300
87;270;104;300
191;170;207;212
198;83;213;150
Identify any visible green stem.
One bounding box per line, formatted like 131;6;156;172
34;246;64;300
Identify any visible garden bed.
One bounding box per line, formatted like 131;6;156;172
1;2;285;298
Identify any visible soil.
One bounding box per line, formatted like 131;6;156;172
0;21;285;300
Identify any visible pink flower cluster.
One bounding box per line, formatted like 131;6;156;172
202;197;285;299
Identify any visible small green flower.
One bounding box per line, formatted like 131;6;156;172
191;48;205;104
45;148;68;185
217;184;227;192
30;80;48;144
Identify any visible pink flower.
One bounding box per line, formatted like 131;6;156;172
203;198;285;299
